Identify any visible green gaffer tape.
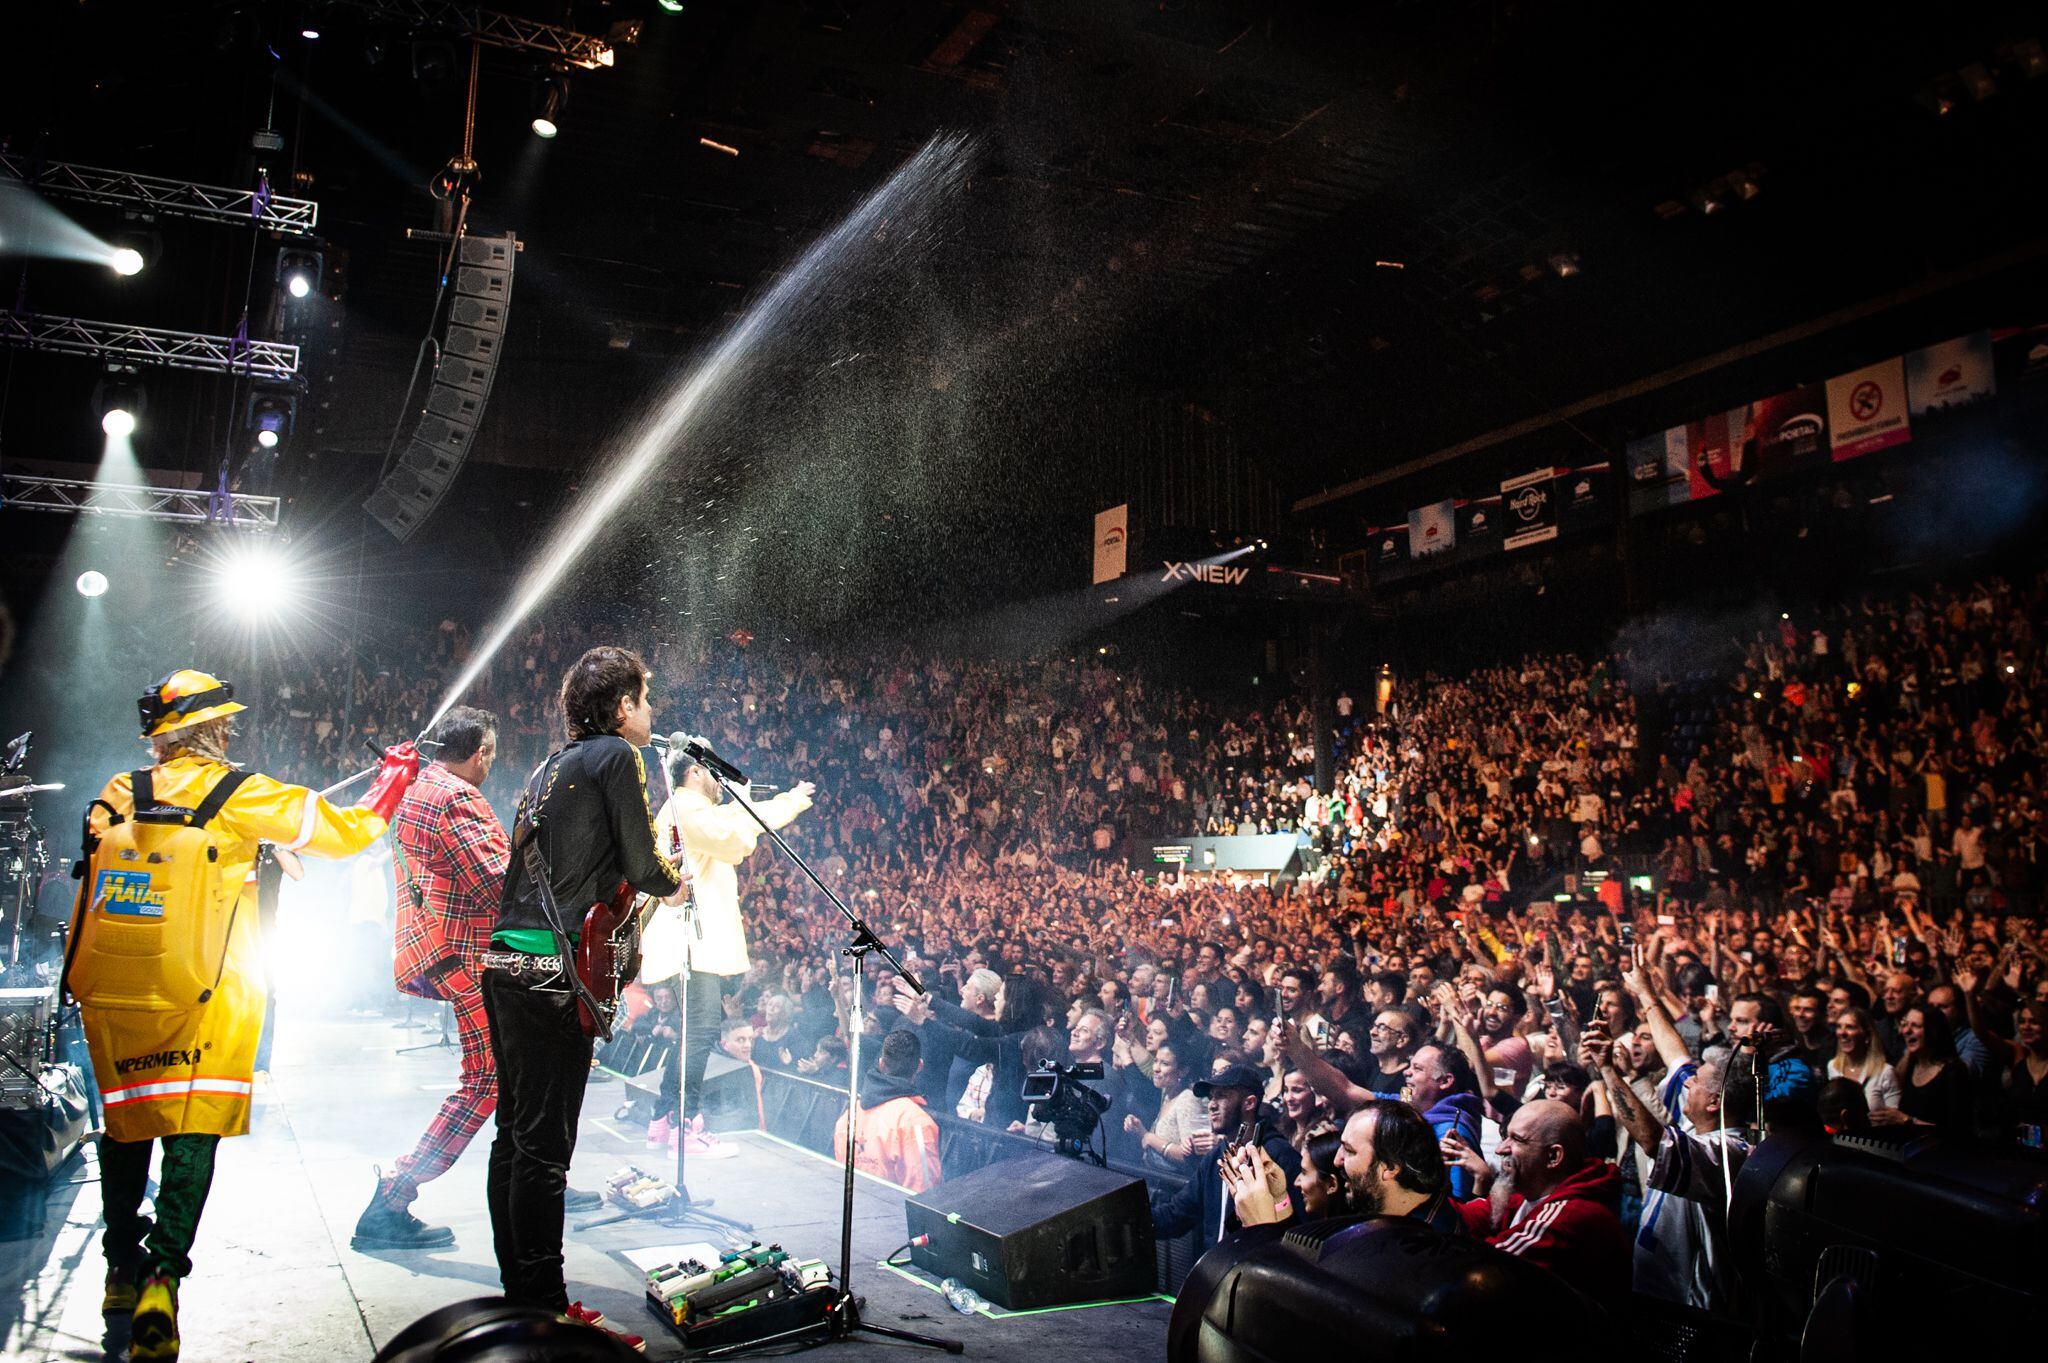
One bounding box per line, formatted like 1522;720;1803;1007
946;1212;962;1223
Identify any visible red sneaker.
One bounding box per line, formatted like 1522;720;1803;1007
564;1302;644;1353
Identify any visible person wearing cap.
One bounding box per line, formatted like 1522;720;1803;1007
70;668;413;1361
640;733;813;1151
1146;1062;1303;1252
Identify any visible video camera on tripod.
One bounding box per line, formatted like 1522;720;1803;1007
1021;1060;1110;1160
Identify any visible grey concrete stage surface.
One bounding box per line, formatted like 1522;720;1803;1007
2;1006;1172;1362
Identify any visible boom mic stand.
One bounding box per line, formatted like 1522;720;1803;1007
692;760;960;1358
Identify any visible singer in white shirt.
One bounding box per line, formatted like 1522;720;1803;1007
640;736;814;1132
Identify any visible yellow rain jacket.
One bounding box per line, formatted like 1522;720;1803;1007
79;755;388;1141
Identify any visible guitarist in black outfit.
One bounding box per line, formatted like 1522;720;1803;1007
481;646;686;1316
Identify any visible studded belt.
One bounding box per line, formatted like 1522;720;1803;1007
482;950;565;975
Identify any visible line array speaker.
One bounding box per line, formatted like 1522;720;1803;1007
365;233;516;541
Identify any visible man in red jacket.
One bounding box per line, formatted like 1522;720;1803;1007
1448;1098;1628;1303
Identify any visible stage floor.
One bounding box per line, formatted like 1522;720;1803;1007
1;1005;1173;1362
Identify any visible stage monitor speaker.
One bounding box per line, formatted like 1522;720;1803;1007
365;232;516;542
614;1051;756;1130
904;1153;1154;1310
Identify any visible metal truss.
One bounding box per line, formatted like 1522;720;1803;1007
325;0;619;69
0;153;319;234
0;312;299;380
2;473;281;533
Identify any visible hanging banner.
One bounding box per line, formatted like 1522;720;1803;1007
1407;499;1456;559
1456;495;1501;560
1906;332;1996;416
1826;357;1911;461
1992;323;2048;388
1627;427;1693;514
1684;408;1745;497
1501;467;1559;550
1091;504;1128;584
1369;523;1409;580
1742;386;1829;481
1558;462;1612;536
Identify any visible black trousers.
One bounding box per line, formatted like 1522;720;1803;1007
481;967;590;1311
100;1132;220;1282
656;970;730;1122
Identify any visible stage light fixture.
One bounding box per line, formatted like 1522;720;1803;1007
533;77;568;138
213;540;300;621
278;248;322;301
247;391;296;451
658;0;685;11
76;570;109;598
302;26;321;40
109;247;145;276
93;373;146;437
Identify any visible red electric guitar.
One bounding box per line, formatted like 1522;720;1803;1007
571;881;662;1039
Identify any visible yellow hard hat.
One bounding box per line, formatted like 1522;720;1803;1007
138;668;247;738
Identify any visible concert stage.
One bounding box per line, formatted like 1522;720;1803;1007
0;1006;1173;1362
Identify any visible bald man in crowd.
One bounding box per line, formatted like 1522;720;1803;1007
1442;1098;1628;1303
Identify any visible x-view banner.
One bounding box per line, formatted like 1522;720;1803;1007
1501;467;1559;550
1906;332;1996;416
1826;356;1911;460
1091;504;1128;584
1408;498;1456;559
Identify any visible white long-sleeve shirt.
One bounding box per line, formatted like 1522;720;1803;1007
640;784;810;980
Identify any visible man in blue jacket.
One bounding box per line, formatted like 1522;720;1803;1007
1149;1065;1304;1251
1405;1044;1485;1198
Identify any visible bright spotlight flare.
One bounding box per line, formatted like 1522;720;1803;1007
0;180;146;271
101;407;136;438
424;131;979;735
109;247;145;276
75;570;109;598
212;539;300;623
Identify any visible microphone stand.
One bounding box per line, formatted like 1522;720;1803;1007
695;765;960;1359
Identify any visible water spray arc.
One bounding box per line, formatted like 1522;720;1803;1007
421;131;977;734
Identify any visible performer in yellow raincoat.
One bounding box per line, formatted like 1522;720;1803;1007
69;668;418;1362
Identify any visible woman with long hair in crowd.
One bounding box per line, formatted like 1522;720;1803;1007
1876;1004;1973;1132
1826;1006;1901;1114
1275;1067;1328;1153
1996;999;2048;1143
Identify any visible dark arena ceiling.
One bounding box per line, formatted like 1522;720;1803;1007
3;1;2045;557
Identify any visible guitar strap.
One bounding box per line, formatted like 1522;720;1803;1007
514;750;614;1038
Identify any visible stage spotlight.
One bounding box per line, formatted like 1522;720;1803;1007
248;391;296;451
658;0;685;10
213;540;300;621
76;570;109;598
109;247;145;277
533;77;568;138
302;27;321;40
278;249;321;300
94;373;146;437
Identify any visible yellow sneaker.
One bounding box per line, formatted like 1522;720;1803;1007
131;1275;179;1361
101;1269;138;1315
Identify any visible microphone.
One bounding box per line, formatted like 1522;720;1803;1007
666;731;751;785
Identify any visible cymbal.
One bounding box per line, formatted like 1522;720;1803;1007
0;782;64;799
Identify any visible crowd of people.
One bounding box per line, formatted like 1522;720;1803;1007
242;567;2048;1312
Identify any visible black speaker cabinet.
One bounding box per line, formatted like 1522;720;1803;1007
904;1153;1154;1309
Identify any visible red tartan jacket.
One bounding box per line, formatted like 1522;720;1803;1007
392;763;509;996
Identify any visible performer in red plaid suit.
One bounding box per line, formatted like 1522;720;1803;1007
352;707;510;1250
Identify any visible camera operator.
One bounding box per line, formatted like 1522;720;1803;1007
1148;1064;1303;1252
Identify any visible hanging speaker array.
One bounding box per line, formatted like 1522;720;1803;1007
364;233;516;541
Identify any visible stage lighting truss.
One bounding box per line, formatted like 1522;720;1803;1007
322;0;624;70
0;152;319;234
0;312;299;380
1;473;282;533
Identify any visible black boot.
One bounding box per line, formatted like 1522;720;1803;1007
351;1170;455;1250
